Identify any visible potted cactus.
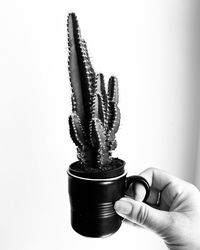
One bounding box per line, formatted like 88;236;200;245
67;12;150;237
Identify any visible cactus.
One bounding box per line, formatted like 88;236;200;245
67;13;121;169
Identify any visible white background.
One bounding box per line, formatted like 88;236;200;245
0;0;200;249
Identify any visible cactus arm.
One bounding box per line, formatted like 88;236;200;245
90;118;110;166
107;76;120;146
96;73;108;126
107;76;119;104
91;93;105;125
107;103;121;142
96;73;108;109
90;118;106;148
97;94;106;125
91;74;107;125
109;103;121;133
107;76;120;134
68;113;87;148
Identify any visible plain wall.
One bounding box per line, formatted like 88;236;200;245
0;0;199;249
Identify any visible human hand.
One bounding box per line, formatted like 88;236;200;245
114;168;200;250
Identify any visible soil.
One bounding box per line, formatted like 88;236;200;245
68;157;125;179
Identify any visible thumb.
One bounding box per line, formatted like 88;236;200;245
114;197;172;233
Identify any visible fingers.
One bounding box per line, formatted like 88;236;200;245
125;168;176;208
125;183;146;201
114;197;172;234
126;183;161;205
125;167;186;211
138;167;178;191
133;183;147;201
146;187;161;206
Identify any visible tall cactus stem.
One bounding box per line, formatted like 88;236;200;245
67;13;121;168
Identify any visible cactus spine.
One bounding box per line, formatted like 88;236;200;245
67;13;121;168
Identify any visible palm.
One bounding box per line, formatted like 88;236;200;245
157;181;199;212
155;182;200;250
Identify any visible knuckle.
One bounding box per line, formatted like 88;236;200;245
136;205;149;225
146;167;157;173
188;183;199;193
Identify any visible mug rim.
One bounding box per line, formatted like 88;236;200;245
67;170;127;181
68;158;126;179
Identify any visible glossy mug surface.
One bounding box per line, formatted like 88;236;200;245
68;159;150;237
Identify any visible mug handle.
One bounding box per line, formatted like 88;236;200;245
125;175;150;202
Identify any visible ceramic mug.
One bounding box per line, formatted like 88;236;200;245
68;158;150;237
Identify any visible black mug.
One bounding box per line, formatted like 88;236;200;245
68;158;150;237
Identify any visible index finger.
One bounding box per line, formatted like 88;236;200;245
139;167;177;191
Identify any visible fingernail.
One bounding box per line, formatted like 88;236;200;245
114;200;132;215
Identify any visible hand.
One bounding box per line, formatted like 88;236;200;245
114;168;200;250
